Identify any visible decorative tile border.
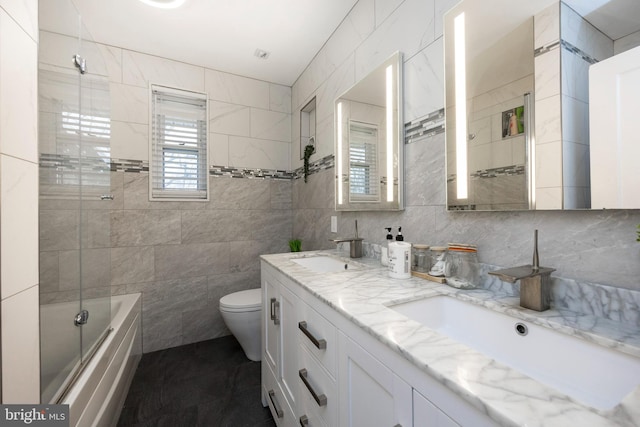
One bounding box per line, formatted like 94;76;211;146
404;108;445;144
446;164;526;183
210;165;294;180
534;40;560;57
471;164;525;179
534;39;599;65
292;154;335;180
560;39;599;64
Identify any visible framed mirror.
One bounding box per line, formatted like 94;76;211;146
335;51;403;211
444;0;640;211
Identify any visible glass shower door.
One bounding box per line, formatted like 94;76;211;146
38;0;112;403
77;18;112;365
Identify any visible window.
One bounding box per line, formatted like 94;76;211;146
349;121;380;202
150;85;208;200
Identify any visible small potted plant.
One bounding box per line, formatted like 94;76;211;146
289;239;302;252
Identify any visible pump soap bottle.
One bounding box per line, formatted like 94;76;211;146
388;227;412;279
381;227;393;266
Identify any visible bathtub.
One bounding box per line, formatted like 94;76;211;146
43;294;142;427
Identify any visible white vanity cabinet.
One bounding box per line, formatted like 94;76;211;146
413;390;459;427
262;266;299;425
338;332;412;427
262;262;497;427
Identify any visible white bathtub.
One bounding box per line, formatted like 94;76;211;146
48;294;142;427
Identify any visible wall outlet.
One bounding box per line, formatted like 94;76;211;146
331;216;337;233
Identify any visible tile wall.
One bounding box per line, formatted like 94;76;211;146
533;2;614;209
292;0;640;291
0;0;40;403
38;30;293;353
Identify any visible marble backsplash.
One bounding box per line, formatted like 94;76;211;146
357;241;640;327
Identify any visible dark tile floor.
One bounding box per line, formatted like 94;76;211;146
117;335;276;427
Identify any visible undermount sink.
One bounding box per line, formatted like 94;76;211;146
389;295;640;410
292;256;350;273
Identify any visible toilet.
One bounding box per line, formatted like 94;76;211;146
219;288;262;361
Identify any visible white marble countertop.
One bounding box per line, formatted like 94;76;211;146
261;250;640;427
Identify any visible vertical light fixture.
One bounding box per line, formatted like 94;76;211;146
454;12;468;199
337;102;344;205
385;64;394;202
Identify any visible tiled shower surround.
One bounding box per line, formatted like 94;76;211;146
39;0;640;357
40;170;292;353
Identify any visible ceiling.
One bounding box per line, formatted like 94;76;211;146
40;0;358;86
40;0;639;88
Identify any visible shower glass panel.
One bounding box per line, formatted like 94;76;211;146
38;0;112;403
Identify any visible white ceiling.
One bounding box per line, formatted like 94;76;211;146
40;0;639;88
565;0;640;41
40;0;358;86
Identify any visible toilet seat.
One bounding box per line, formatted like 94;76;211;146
219;288;261;312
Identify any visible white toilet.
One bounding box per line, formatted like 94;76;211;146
219;288;262;362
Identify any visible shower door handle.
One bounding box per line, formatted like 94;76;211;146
74;310;89;326
100;194;114;200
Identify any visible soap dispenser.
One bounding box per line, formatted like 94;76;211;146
388;226;411;279
381;227;393;266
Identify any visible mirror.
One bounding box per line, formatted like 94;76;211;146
335;51;403;211
444;0;640;211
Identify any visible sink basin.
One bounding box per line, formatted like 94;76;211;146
292;256;350;273
389;296;640;410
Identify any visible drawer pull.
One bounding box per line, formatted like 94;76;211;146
299;368;327;407
268;389;284;418
299;321;327;350
300;415;309;426
270;298;280;325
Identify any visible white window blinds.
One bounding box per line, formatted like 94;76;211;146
349;121;380;202
150;85;208;200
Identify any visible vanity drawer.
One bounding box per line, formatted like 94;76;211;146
298;344;337;427
297;301;337;377
263;361;295;427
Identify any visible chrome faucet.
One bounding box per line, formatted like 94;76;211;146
489;230;555;311
330;220;363;258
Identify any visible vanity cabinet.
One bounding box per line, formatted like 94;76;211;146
413;390;459;427
262;266;299;425
262;262;496;427
338;332;412;427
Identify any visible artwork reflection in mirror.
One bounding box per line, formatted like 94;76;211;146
335;51;403;211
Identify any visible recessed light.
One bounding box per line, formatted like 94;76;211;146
254;49;271;60
138;0;186;9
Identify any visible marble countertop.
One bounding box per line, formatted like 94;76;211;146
261;250;640;427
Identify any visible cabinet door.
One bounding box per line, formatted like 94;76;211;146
338;332;411;427
414;389;460;427
263;272;280;374
280;284;299;409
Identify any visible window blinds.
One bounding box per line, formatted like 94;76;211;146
349;121;380;202
151;86;208;199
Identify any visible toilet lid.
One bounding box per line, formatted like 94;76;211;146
220;288;262;310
